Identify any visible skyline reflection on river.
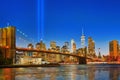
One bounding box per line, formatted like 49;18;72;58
0;64;120;80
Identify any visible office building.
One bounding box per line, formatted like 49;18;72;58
39;40;46;50
64;42;69;49
71;39;76;53
88;37;96;56
109;40;119;58
27;43;34;56
50;41;56;51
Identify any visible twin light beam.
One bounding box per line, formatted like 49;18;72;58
38;0;44;42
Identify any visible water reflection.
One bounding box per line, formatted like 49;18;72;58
0;64;120;80
0;68;15;80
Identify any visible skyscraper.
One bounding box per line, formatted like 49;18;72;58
73;42;76;53
109;40;119;58
35;40;46;50
27;43;34;56
39;40;46;50
50;41;56;50
98;48;102;58
88;37;96;56
81;28;85;48
71;39;76;53
64;42;69;49
71;39;74;52
36;43;40;50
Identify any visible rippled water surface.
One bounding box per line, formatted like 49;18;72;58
0;64;120;80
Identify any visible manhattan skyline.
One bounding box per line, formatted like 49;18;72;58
1;0;120;55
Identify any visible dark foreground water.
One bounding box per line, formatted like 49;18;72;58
0;64;120;80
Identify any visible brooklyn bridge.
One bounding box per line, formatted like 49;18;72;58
0;26;95;65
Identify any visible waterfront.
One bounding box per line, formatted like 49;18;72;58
0;64;120;80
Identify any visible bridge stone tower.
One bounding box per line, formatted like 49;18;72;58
0;26;16;64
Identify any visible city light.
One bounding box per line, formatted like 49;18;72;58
0;0;120;80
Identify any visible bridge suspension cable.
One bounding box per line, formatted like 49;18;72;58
16;28;35;47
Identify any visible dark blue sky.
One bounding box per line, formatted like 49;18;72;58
0;0;120;55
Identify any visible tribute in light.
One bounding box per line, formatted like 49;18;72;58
37;0;44;42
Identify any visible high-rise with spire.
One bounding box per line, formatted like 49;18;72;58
81;28;85;48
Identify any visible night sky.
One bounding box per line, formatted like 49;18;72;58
0;0;120;55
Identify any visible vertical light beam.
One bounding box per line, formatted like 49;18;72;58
37;0;40;42
37;0;44;42
41;0;44;41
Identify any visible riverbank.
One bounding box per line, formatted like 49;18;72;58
87;62;120;65
0;63;60;68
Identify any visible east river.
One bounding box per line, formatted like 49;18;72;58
0;64;120;80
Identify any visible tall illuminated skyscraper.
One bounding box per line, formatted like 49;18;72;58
71;39;74;52
50;41;56;50
35;40;46;50
27;43;34;56
109;40;119;58
71;39;76;53
64;42;69;48
88;37;96;56
81;28;85;48
39;40;46;50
